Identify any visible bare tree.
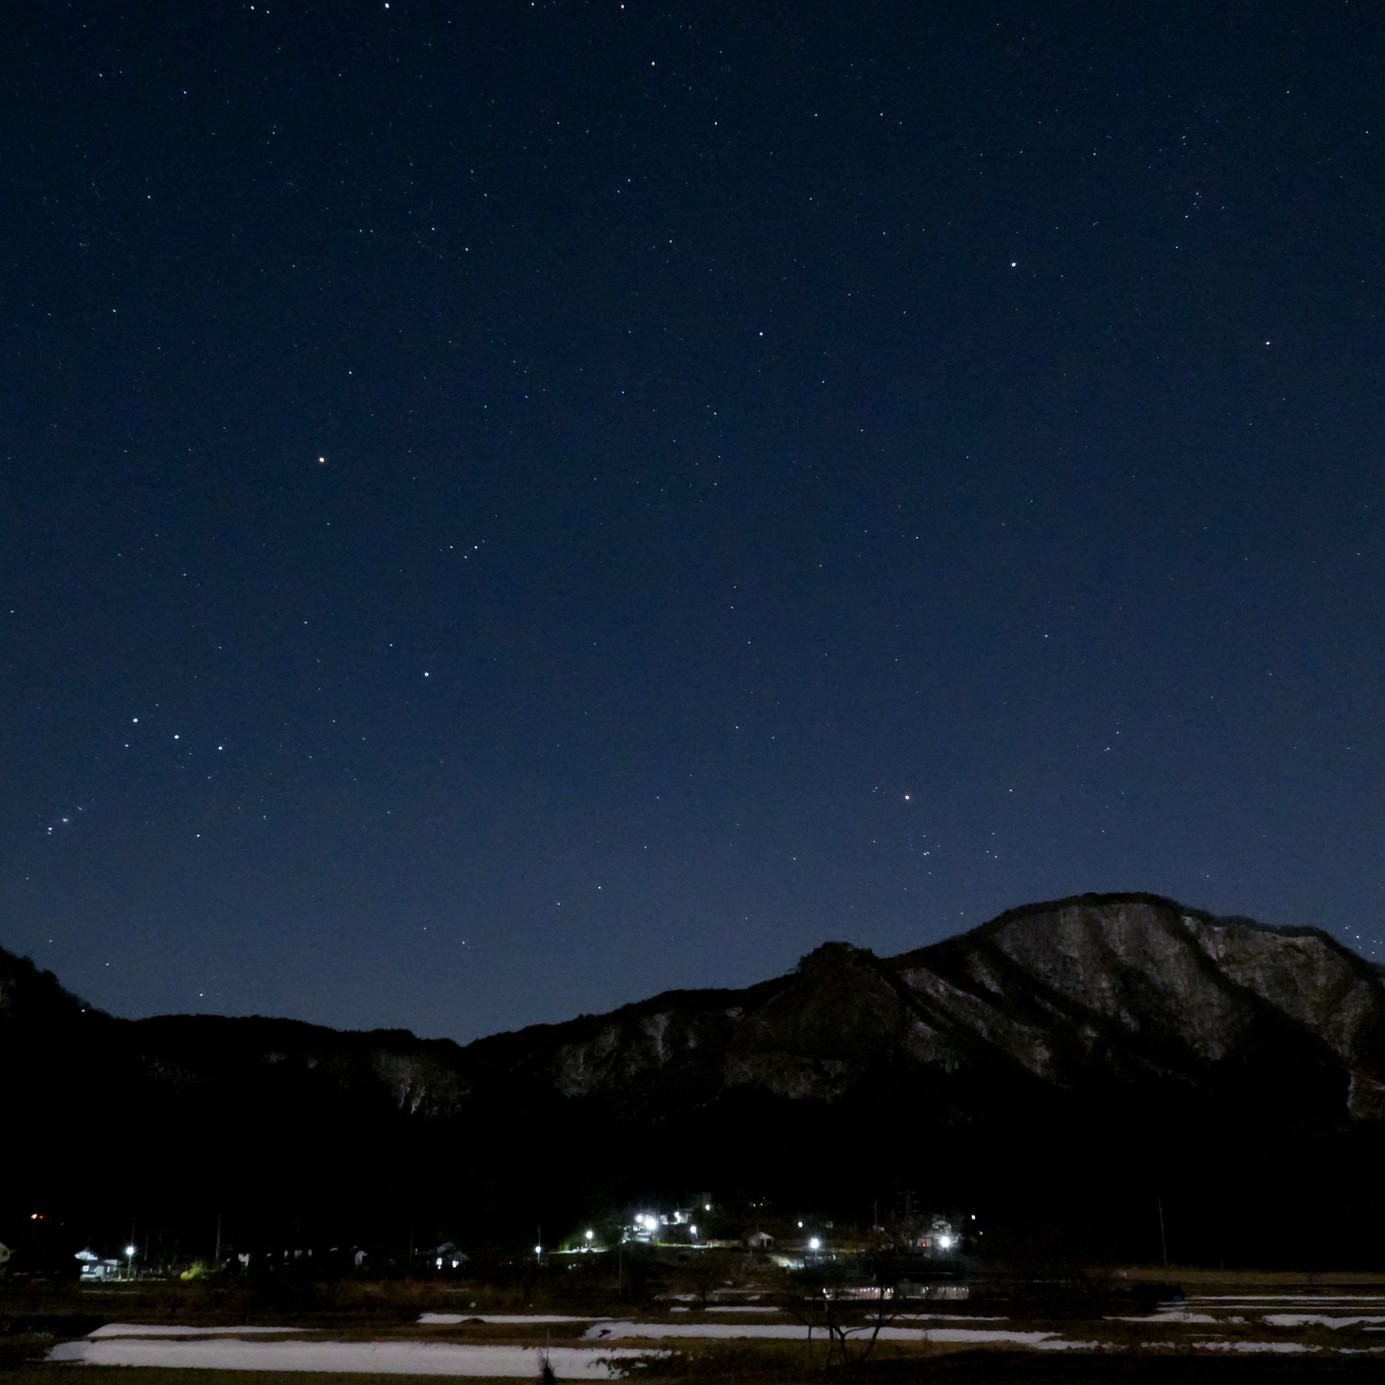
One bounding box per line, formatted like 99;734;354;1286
778;1269;903;1375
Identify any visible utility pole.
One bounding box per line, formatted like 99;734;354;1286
1157;1198;1169;1273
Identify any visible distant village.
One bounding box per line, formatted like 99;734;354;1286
5;1198;972;1287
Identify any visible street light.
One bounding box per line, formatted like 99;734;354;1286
125;1244;136;1279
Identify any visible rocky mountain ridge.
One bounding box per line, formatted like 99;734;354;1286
6;892;1383;1127
6;892;1385;1263
458;893;1385;1123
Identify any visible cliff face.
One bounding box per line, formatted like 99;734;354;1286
923;897;1384;1089
523;941;960;1105
481;894;1385;1127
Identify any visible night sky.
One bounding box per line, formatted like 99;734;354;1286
5;2;1383;1044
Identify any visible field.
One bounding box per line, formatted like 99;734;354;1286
5;1270;1385;1384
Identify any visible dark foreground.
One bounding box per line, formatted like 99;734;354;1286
4;1359;1385;1385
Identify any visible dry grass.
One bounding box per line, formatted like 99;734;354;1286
1113;1265;1385;1287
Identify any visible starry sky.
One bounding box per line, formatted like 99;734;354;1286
4;1;1383;1043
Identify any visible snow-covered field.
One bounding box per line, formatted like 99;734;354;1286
1102;1294;1385;1355
45;1292;1385;1373
49;1337;656;1377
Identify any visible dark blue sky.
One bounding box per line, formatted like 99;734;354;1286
4;1;1383;1042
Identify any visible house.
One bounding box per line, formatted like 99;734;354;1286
74;1248;125;1281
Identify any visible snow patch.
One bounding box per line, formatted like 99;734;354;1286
1262;1314;1385;1328
89;1325;318;1338
49;1338;655;1376
585;1321;1055;1345
420;1313;605;1325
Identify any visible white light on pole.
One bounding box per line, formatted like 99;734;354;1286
125;1245;136;1279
